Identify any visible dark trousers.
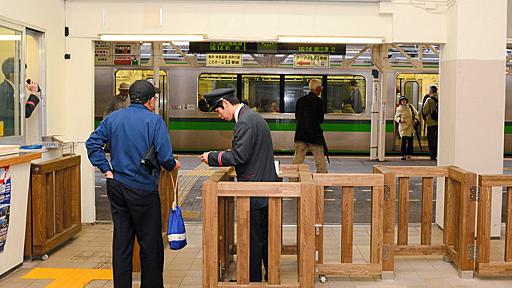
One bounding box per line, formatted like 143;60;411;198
106;178;164;288
250;206;268;282
400;136;413;156
427;125;438;160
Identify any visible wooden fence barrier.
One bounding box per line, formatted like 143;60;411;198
203;170;316;287
25;155;81;258
313;173;384;278
373;166;476;278
475;175;512;276
213;164;312;282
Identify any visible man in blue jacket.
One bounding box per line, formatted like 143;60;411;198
86;80;180;288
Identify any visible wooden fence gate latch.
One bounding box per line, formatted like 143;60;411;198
315;224;323;236
384;185;391;201
469;186;479;202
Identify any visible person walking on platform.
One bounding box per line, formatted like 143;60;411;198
104;82;131;117
422;86;439;160
200;88;277;282
395;96;419;160
293;78;328;173
86;80;181;288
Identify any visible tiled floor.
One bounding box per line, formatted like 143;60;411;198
1;223;512;287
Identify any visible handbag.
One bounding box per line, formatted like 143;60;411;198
141;144;158;174
167;174;187;250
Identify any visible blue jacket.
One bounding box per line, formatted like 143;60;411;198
86;103;176;191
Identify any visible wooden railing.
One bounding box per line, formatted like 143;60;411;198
25;155;82;258
313;173;384;278
373;166;477;278
475;175;512;276
203;169;316;287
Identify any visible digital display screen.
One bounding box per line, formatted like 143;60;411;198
189;42;346;55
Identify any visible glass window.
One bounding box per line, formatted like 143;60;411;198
241;74;280;113
0;25;22;137
284;75;322;113
326;75;366;114
198;74;237;112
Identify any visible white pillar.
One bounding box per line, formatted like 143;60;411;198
436;1;507;237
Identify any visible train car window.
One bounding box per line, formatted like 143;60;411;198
198;74;237;112
283;75;323;113
241;75;280;113
326;75;366;114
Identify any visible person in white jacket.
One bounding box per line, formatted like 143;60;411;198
394;96;419;160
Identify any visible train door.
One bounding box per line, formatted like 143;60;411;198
394;73;439;153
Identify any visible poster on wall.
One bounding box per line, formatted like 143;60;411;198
0;205;10;253
0;167;11;205
293;54;330;68
94;41;113;65
113;42;140;66
0;166;11;254
206;54;243;67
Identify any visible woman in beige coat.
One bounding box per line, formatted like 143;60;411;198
394;96;419;160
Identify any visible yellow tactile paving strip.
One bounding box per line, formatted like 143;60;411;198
22;268;112;288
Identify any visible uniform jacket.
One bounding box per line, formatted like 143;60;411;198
86;103;177;191
0;80;15;136
395;104;419;137
208;105;277;209
422;93;438;127
294;92;324;145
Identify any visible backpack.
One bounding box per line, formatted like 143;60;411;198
429;97;438;121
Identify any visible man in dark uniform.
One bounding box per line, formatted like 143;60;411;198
200;88;277;282
0;58;15;136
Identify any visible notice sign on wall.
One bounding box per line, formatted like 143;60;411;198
0;166;11;254
293;54;330;68
94;41;113;65
206;54;243;67
113;42;140;66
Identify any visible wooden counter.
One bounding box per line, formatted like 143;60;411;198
0;152;41;167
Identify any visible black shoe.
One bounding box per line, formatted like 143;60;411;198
401;156;406;160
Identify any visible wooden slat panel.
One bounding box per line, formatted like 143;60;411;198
394;245;446;255
458;172;476;271
476;263;512;276
313;174;384;187
31;174;45;250
45;173;55;240
218;197;227;277
376;166;448;178
421;177;433;245
299;183;315;287
371;185;383;265
443;178;454;246
479;175;512;187
31;155;80;174
227;198;235;265
71;164;81;225
236;197;250;285
317;263;382;276
217;182;300;197
33;224;81;256
476;186;492;268
54;170;64;234
398;177;409;245
268;198;282;285
446;247;461;268
448;166;468;184
341;187;354;263
218;283;299;288
62;167;72;229
315;186;324;265
375;167;395;272
506;187;512;262
202;181;219;287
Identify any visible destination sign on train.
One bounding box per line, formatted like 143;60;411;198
189;42;346;55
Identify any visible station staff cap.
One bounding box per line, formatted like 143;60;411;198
203;88;235;111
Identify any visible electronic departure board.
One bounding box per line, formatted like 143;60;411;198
188;42;347;55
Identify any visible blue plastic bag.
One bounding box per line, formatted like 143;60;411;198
167;205;187;250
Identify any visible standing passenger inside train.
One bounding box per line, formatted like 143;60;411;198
200;88;277;282
349;80;363;113
423;86;439;160
86;80;181;288
395;96;419;160
293;78;328;173
103;82;131;117
0;57;15;136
